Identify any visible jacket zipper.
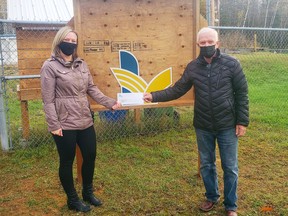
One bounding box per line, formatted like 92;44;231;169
207;64;216;131
73;64;85;129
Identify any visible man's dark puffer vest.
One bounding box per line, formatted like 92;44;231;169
151;49;249;131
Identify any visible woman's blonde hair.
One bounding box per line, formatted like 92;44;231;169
51;26;78;58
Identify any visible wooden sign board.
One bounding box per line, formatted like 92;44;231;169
73;0;201;108
16;1;204;109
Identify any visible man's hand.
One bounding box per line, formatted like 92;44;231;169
236;125;247;137
143;93;153;103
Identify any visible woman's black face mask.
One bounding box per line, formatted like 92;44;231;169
199;45;216;58
58;41;77;56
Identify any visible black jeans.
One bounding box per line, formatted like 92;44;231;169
52;126;97;195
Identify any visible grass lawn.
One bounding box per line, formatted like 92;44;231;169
0;52;287;215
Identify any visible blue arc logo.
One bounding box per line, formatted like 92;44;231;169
111;50;173;93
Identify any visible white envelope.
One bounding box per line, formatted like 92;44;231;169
117;93;144;106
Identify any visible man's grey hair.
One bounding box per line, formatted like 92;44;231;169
197;27;218;42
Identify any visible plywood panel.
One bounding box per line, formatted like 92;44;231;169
19;68;43;75
17;88;41;101
17;1;204;107
18;59;46;70
73;0;200;106
18;49;51;59
19;79;40;89
16;28;55;96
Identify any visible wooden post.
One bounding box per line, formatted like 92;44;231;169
20;100;30;139
76;144;83;183
134;108;141;124
198;152;201;178
254;33;257;52
210;0;215;26
193;0;200;59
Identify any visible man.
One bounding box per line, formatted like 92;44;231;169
143;27;249;216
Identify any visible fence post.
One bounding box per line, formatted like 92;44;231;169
0;78;9;151
254;33;257;52
20;100;30;139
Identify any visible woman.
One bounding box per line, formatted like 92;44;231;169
41;26;121;213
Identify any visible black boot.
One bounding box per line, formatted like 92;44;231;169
82;184;102;206
67;190;91;212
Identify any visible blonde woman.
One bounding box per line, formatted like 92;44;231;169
41;26;121;212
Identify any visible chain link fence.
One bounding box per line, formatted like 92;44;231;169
0;21;194;151
1;20;288;151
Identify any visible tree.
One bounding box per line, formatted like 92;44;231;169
219;0;287;28
242;0;251;27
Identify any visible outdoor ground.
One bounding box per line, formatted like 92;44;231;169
0;53;287;215
0;123;287;216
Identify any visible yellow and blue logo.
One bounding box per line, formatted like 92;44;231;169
110;50;172;93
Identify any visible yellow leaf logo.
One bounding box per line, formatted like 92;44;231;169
111;50;172;93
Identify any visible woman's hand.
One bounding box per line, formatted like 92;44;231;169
51;128;63;136
112;101;122;110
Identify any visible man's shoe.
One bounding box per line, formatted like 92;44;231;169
199;199;219;212
226;210;237;216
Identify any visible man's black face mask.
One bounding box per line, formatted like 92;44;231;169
199;45;216;58
58;41;77;56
